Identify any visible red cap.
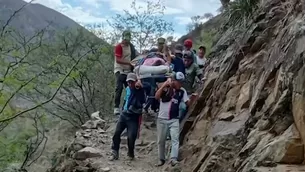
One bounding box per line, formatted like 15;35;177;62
184;39;192;47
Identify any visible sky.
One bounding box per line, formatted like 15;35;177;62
25;0;221;39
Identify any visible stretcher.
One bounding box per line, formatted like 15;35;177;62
131;53;173;79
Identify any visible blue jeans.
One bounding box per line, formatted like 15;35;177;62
157;118;180;161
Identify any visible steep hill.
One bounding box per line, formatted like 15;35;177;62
0;0;114;171
173;15;223;56
0;0;87;37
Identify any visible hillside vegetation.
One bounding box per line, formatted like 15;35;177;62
0;1;114;170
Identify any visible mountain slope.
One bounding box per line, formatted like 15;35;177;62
0;0;92;37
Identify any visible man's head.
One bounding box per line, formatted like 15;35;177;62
122;30;131;44
126;73;137;88
184;39;193;50
171;72;185;89
183;50;193;67
198;45;206;58
157;37;166;52
174;44;183;57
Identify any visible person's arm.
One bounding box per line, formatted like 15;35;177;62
195;65;203;80
155;80;169;100
164;44;171;64
115;44;131;65
182;89;191;107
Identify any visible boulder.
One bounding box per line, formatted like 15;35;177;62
99;167;111;172
81;120;105;130
73;147;102;160
259;124;304;164
218;111;235;121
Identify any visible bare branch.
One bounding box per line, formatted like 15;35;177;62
0;49;92;123
0;0;34;37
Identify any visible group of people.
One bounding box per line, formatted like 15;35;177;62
109;30;208;167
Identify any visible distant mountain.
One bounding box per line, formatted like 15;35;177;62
0;0;95;38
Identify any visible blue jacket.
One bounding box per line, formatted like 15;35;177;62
171;56;185;74
123;83;150;116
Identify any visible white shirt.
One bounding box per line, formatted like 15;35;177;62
196;56;207;67
158;87;189;119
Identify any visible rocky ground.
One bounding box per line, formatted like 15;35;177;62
48;113;182;172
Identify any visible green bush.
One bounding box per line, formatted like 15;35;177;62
224;0;260;26
193;29;218;57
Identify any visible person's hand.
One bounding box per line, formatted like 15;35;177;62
162;78;171;87
201;77;207;82
190;93;198;102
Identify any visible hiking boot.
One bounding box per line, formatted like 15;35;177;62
127;155;135;161
127;152;135;160
108;150;118;161
114;108;120;115
155;159;165;167
171;159;179;166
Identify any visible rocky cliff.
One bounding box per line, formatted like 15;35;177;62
43;0;305;172
179;0;305;171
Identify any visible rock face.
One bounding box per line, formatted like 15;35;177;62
179;0;305;171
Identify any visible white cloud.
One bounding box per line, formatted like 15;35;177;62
26;0;106;24
99;0;184;15
174;16;208;25
165;0;221;16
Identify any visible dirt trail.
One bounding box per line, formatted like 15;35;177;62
72;114;178;172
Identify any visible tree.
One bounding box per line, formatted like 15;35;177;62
186;13;215;32
220;0;231;8
0;1;114;170
203;13;214;19
107;0;174;52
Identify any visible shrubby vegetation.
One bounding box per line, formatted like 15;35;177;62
0;4;114;170
223;0;260;26
0;0;173;170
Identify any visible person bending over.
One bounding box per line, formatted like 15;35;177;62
110;73;149;161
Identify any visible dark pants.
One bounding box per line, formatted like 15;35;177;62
111;113;140;157
114;72;128;108
142;78;157;112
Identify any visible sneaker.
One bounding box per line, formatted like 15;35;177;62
114;108;120;115
108;151;118;161
155;159;165;167
127;152;135;160
171;159;179;166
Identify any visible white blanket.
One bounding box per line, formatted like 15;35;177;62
134;65;170;75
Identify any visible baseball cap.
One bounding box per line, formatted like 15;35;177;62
183;50;193;59
173;72;185;82
174;44;183;54
199;45;206;51
157;37;166;44
184;39;193;47
126;73;137;82
122;30;131;41
199;45;206;49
